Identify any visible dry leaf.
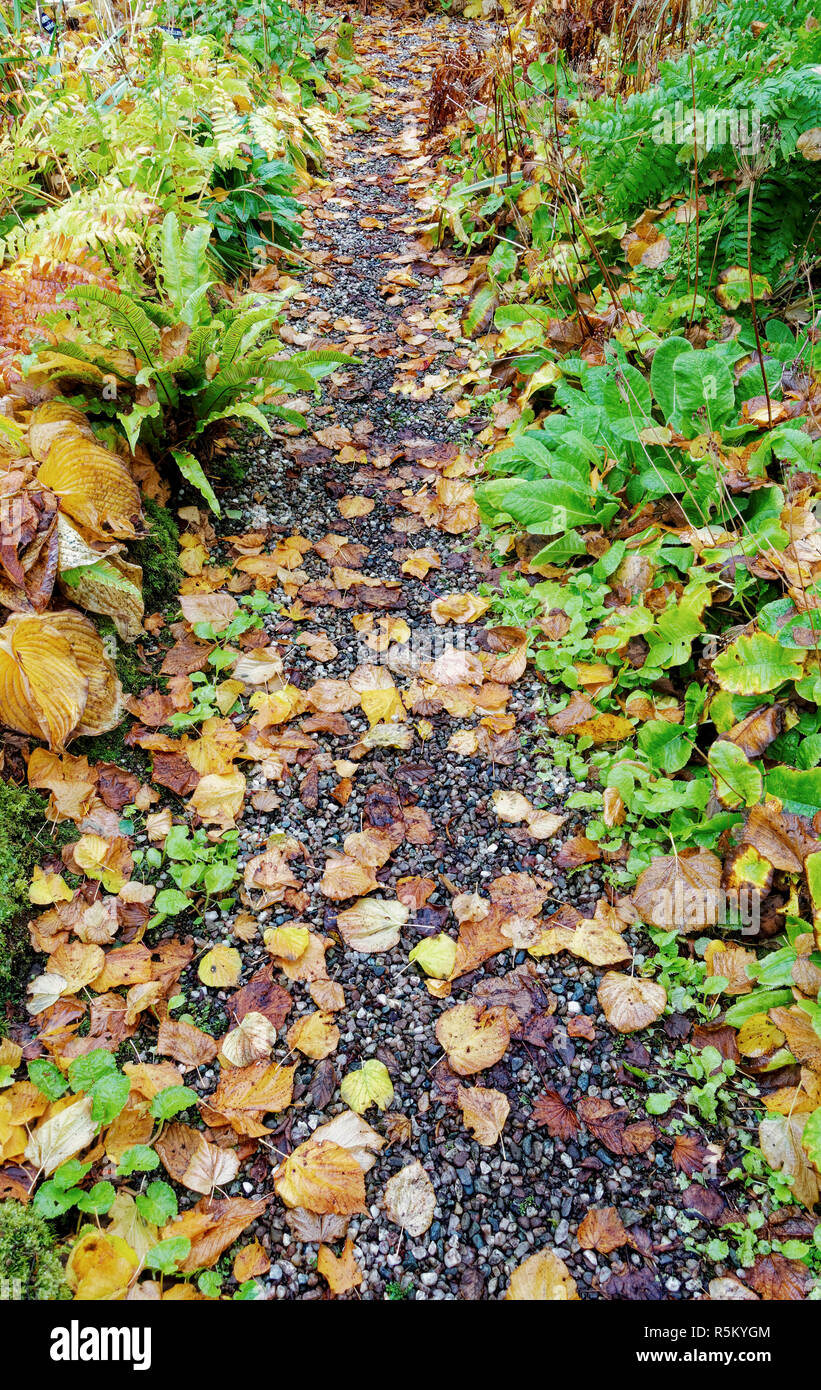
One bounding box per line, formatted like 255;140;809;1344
383;1160;435;1236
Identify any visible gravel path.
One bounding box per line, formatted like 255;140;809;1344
151;11;715;1301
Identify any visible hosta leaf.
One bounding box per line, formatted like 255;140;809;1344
39;434;143;541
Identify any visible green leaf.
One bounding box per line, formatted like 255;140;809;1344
765;768;821;819
89;1071;130;1126
462;284;497;337
649;336;693;423
136;1180;178;1225
28;1059;68;1102
646;1092;676;1115
117;1145;160;1177
171;448;221;517
53;1159;92;1189
145;1236;190;1275
708;740;762;809
339;1060;394;1114
493;479;615;533
673;351;736;434
68;1049;118;1094
802;1107;821;1169
150;1085;198;1121
637;720;691;774
408;933;457;979
712;631;805;694
153;887;191;917
724;988;795;1027
33;1181;81;1218
77;1181;116;1215
203;861;236;896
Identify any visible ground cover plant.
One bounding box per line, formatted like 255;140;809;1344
0;0;820;1310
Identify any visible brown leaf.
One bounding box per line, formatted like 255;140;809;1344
577;1097;656;1156
597;972;667;1033
162;1195;268;1272
202;1061;295;1138
156;1019;219;1071
155;1123;240;1194
577;1206;630;1253
435;1002;512;1076
747;1252;809;1300
456;1085;509;1146
671;1134;711;1176
632;850;722;931
531;1089;580;1141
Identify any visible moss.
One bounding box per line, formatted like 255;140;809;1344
210;450;249;488
71;722;149;780
0;783;48;1005
0;782;78;1018
132;497;182;614
0;1201;70;1300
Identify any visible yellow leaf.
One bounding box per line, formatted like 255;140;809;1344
24;1095;96;1176
505;1249;579;1300
317;1237;362;1295
263;925;310;961
66;1231;139;1300
359;687;406;727
198;945;242;988
286;1011;340;1060
189;770;246;827
339;1060;394;1114
275;1139;366;1214
29;867;73;905
39;433;142;540
408;933;457;979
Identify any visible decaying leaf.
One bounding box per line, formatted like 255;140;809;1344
383;1160;436;1237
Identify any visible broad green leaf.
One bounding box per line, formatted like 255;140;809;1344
803;1109;821;1170
136;1180;178;1226
28;1059;68;1102
708;740;762;809
149;1085;198;1121
89;1071;130;1126
68;1050;118;1094
77;1181;116;1215
712;631;805;694
53;1158;92;1189
650;334;694;422
724;988;795;1027
637;721;691;774
673;351;735;434
117;1145;160;1177
153;888;190;917
33;1181;81;1218
145;1237;190;1276
766;768;821;819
